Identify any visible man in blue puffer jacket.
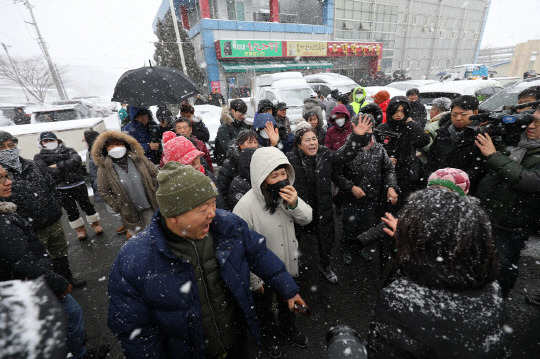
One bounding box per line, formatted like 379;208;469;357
108;161;306;359
123;106;167;164
253;112;295;153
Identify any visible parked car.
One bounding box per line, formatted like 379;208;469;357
416;79;503;107
72;96;117;112
304;73;359;97
52;100;109;117
32;104;91;123
386;80;438;92
479;77;540;112
249;72;315;124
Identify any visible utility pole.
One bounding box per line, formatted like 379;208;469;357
22;0;67;100
168;0;188;74
1;42;30;101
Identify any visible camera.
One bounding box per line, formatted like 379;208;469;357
326;325;367;359
373;128;401;141
470;100;538;146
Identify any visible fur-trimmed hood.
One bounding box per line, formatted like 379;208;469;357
0;201;16;214
91;130;145;167
220;106;234;125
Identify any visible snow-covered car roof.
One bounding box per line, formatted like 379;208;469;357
417;79;502;96
304;73;358;86
386;80;438;91
1;117;104;136
193;105;223;143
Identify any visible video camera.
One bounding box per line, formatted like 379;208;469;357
373;128;401;142
326;325;367;359
469;99;539;145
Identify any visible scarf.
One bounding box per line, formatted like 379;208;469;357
0;147;22;173
509;132;540;164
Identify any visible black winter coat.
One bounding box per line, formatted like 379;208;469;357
287;133;370;236
368;278;508;358
216;144;241;209
34;142;86;187
336;141;397;202
409;100;427;127
376;97;430;192
228;148;256;210
426;116;485;193
0;201;70;297
192;121;210;143
9;158;63;231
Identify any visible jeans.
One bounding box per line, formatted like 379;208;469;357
60;294;86;359
492;227;528;298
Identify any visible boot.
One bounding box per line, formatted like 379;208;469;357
69;218;87;240
53;256;87;288
90;221;104;235
76;226;87;241
126;231;132;240
319;266;338;284
116;225;127;234
86;213;103;235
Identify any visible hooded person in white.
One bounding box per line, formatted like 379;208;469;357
233;146;312;287
233;146;312;350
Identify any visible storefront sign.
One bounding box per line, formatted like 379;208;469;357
217;40;282;58
327;42;382;57
211;81;221;93
286;41;327;57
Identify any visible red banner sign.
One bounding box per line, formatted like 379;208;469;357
326;42;382;57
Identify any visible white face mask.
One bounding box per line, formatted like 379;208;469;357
43;141;58;150
259;130;270;139
191;116;201;123
108;146;127;159
335;118;346;127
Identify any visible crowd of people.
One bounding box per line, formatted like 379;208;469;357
0;81;539;359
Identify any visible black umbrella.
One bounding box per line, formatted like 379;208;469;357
111;66;199;107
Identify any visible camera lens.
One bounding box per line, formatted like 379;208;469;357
326;325;367;359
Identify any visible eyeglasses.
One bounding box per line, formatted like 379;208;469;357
0;172;12;184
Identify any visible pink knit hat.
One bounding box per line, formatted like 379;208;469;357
162;131;204;165
427;168;470;196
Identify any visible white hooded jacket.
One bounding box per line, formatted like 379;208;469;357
233;147;312;290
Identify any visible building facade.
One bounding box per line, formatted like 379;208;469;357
154;0;490;97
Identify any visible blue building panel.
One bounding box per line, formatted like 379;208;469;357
218;20;238;30
270;22;285;32
284;23;299;33
253;22;271;32
188;21;202;39
201;19;219;30
237;21;255;31
206;64;220;83
297;24;313;33
201;29;215;48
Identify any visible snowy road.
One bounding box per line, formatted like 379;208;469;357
65;201;540;358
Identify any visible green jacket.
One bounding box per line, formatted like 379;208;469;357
477;148;540;234
351;87;369;114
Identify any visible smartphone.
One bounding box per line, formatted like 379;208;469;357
294;303;312;318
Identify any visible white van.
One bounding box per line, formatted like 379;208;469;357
417;79;503;109
249;72;315;124
304;73;359;97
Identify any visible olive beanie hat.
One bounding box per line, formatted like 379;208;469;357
157;161;218;218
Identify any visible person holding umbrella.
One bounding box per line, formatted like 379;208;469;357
123;106;167;165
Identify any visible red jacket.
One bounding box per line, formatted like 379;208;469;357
379;99;390;124
324;104;352;151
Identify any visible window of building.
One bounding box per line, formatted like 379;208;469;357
226;1;245;21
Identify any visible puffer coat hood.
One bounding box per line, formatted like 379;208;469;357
91;130;145;167
250;147;295;201
329;104;351;125
303;98;325;125
352;86;367;104
220;106;235;125
386;96;411;129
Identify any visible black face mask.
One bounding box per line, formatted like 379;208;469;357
266;179;289;200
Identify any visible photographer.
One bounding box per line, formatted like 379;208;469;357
475;107;540;298
426;96;485;193
516;86;540;113
123;106;167;165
